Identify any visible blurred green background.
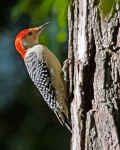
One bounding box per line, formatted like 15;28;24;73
0;0;70;150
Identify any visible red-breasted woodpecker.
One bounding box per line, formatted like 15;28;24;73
15;22;71;132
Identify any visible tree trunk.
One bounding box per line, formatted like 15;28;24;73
68;0;120;149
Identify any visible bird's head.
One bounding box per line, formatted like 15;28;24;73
15;22;50;58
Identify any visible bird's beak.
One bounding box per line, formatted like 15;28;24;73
36;22;50;35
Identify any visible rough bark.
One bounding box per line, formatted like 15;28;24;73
68;0;120;150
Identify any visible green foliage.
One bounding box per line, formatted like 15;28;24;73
100;0;116;15
11;0;69;42
95;0;119;21
57;30;67;42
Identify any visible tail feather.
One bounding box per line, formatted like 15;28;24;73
54;109;72;133
63;113;72;133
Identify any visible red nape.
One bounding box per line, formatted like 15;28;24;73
15;29;29;58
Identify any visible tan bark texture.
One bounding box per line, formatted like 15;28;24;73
68;0;120;150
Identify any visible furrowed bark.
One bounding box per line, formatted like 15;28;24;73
68;0;120;149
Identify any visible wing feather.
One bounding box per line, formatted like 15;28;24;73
25;52;56;110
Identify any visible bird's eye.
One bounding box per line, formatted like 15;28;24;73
28;31;33;36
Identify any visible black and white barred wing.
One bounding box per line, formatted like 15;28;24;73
25;52;56;110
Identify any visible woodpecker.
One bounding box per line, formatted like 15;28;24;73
15;22;71;132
